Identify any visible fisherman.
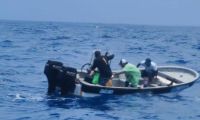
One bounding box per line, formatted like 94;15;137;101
89;50;114;86
137;58;158;86
117;59;141;87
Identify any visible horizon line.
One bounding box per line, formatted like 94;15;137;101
0;18;200;28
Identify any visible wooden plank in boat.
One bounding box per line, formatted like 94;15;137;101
158;72;184;83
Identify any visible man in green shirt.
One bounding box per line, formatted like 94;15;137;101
118;59;141;87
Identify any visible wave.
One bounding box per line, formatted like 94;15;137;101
167;59;189;64
41;36;71;41
101;34;113;38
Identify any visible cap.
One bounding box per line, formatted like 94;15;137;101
119;59;128;65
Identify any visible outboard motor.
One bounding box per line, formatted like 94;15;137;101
57;66;77;95
44;60;77;95
44;60;63;94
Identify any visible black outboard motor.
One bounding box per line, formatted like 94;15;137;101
44;60;63;94
57;66;77;95
44;60;77;95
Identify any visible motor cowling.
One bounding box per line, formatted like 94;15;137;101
44;60;63;94
44;60;77;95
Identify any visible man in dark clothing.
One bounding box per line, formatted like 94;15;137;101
90;50;114;86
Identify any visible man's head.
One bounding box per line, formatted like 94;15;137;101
145;58;151;67
94;50;101;58
119;59;128;68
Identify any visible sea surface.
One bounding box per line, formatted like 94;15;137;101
0;20;200;120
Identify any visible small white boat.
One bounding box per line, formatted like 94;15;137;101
78;66;199;95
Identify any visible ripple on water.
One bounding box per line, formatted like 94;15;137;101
192;44;200;50
166;59;189;64
101;34;113;39
41;36;71;41
0;40;13;48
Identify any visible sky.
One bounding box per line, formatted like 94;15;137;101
0;0;200;26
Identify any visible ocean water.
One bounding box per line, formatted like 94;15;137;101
0;20;200;120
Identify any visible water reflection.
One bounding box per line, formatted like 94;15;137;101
46;95;114;111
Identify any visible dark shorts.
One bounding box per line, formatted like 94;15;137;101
141;70;158;78
99;77;110;86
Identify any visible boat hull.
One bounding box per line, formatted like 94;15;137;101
81;80;195;95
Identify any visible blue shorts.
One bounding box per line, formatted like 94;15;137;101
99;77;109;86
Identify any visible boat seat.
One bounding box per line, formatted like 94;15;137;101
149;84;159;87
112;79;125;87
157;76;176;86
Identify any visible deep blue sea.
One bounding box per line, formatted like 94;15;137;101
0;20;200;120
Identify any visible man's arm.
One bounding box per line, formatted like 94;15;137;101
105;54;114;62
89;59;97;76
151;62;158;71
136;63;141;68
113;71;125;78
114;71;125;75
137;60;145;67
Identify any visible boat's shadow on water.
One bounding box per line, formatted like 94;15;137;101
46;94;114;111
45;88;197;111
